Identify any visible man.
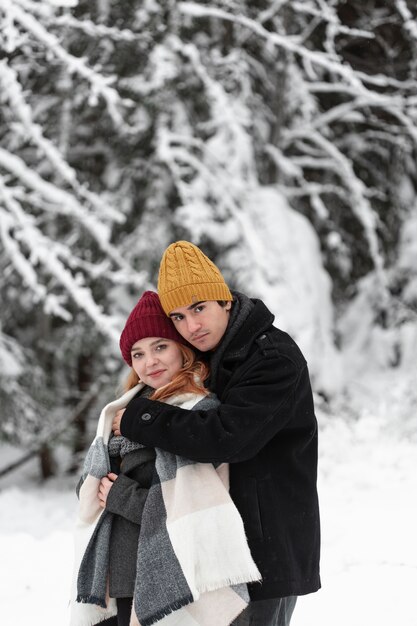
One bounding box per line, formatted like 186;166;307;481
113;241;321;626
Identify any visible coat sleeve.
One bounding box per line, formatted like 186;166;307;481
120;352;304;463
105;474;149;525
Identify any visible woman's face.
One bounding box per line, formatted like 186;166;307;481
130;337;183;389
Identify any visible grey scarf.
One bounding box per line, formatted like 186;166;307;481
71;386;261;626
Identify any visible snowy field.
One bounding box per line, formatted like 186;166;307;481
0;393;416;626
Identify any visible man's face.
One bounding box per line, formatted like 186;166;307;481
169;301;232;351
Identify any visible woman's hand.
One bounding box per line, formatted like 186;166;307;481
98;472;118;508
112;409;125;436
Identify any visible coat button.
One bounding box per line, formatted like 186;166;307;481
141;413;152;422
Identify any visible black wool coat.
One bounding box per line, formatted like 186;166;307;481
120;299;321;599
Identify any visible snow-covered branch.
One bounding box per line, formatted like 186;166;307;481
279;182;348;200
50;14;148;42
290;129;385;279
290;1;374;40
0;206;51;311
179;2;397;92
0;178;122;338
0;148;110;241
294;93;417;146
395;0;417;41
3;0;133;129
0;60;135;224
0;149;147;289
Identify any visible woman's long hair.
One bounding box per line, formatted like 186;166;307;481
123;344;209;402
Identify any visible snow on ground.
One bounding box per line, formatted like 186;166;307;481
0;390;416;626
292;410;417;626
0;464;76;625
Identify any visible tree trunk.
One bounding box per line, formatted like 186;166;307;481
68;352;94;473
39;444;56;480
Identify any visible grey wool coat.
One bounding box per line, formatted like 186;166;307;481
106;446;155;597
103;393;219;597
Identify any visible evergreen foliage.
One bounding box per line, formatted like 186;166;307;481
1;0;416;475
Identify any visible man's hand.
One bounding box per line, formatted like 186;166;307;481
98;472;118;508
112;408;125;436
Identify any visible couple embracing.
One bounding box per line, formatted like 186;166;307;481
70;240;320;626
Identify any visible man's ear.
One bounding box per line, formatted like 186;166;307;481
225;301;232;311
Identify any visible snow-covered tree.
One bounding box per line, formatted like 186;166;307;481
0;0;155;473
1;0;416;476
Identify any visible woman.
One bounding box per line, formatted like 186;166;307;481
70;291;260;626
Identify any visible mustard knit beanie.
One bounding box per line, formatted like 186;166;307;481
158;241;233;315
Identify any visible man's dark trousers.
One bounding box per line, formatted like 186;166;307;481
232;596;297;626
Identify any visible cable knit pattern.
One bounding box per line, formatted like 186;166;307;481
158;241;233;314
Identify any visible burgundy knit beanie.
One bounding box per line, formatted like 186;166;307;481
119;291;187;365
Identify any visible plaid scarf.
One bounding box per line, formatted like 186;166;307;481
69;384;261;626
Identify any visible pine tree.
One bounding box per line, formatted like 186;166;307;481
1;0;416;476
